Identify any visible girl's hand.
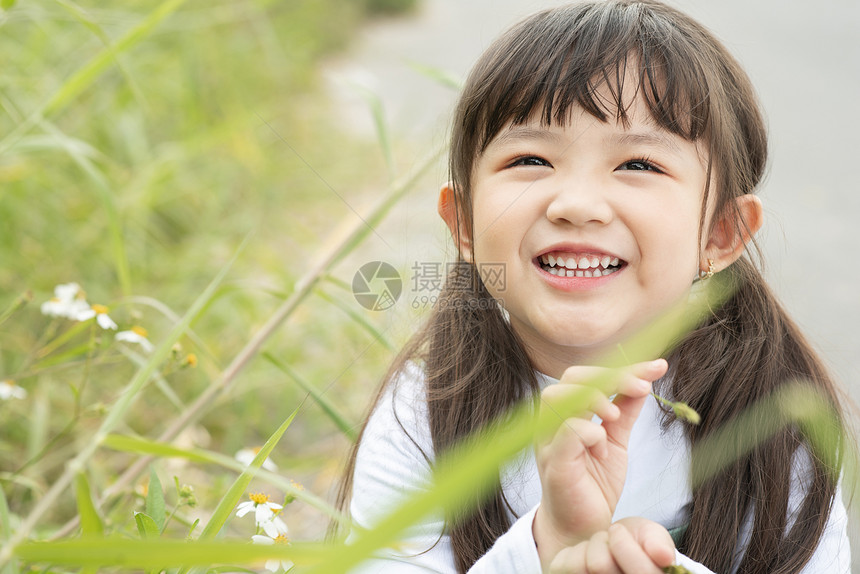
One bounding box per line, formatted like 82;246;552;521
548;517;676;573
532;359;669;567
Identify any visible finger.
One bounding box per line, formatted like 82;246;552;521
603;361;668;446
614;359;669;398
607;523;664;574
634;521;676;568
585;530;621;574
541;384;620;422
602;393;648;449
548;543;587;574
542;417;608;460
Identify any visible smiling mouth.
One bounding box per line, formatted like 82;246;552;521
537;252;625;278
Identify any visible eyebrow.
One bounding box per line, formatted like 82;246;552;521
612;131;681;154
488;126;567;148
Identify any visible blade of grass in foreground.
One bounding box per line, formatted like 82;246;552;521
309;281;731;574
13;539;323;569
0;236;246;568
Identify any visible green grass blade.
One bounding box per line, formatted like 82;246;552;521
38;119;131;296
13;539;323;568
102;434;342;521
197;407;299;541
350;84;394;180
52;0;148;110
42;0;186;117
313;289;395;352
405;60;463;90
73;473;103;537
690;381;843;488
263;352;358;440
0;486;18;574
103;434;214;464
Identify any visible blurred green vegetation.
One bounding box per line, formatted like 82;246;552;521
0;0;423;553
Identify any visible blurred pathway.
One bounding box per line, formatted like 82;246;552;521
324;0;860;398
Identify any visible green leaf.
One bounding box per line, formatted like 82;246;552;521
74;473;103;537
263;352;357;440
0;0;16;10
145;467;166;532
101;434;342;521
134;513;160;540
198;408;299;540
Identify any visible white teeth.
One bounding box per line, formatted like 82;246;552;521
566;269;575;277
590;256;599;268
575;270;584;277
577;257;588;269
601;256;610;268
548;254;555;266
585;270;594;278
611;257;619;266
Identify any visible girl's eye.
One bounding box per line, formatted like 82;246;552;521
510;156;551;168
617;159;663;173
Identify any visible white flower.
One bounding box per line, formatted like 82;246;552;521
251;534;294;572
116;326;154;353
235;447;278;471
261;514;289;539
76;304;118;330
0;380;26;401
41;282;91;320
236;493;283;525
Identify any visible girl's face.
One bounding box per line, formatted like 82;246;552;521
464;92;711;377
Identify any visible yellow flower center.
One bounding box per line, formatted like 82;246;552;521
3;380;15;387
131;326;148;338
185;353;198;367
290;480;304;491
273;534;290;544
91;304;109;314
249;493;269;505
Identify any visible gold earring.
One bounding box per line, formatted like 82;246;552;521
704;258;715;279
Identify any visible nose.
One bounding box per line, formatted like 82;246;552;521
545;172;614;226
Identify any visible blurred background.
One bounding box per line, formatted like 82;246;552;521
1;0;857;565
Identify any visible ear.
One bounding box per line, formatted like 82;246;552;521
438;182;473;262
701;194;763;273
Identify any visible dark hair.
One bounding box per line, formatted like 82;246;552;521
336;2;846;573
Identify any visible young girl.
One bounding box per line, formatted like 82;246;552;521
336;1;851;572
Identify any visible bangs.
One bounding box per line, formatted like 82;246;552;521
467;1;712;154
